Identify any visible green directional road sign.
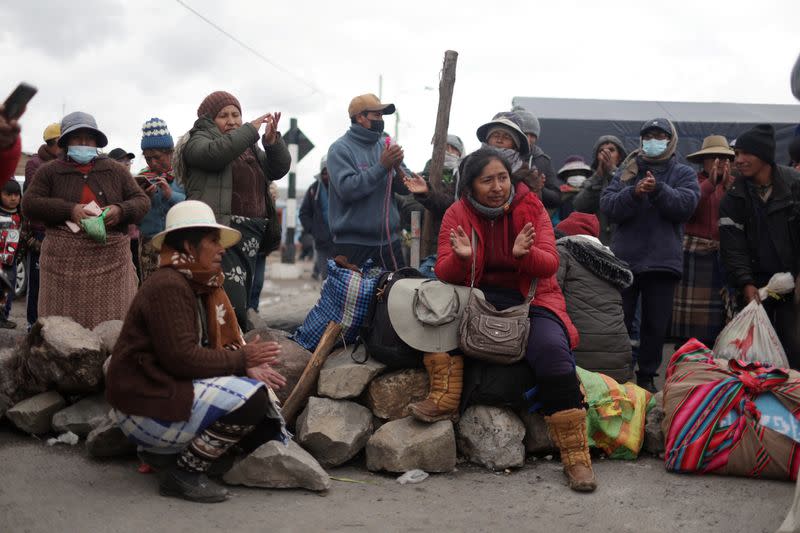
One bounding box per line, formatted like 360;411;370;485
283;123;314;162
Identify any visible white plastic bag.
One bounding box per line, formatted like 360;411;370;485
758;272;795;301
712;300;789;368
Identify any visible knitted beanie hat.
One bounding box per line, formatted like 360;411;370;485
735;124;776;165
197;91;241;119
555;212;600;239
141;118;174;151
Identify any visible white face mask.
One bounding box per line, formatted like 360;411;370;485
444;152;460;170
566;175;587;188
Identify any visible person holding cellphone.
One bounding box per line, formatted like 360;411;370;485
135;118;185;282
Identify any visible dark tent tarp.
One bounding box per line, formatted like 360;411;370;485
511;96;800;171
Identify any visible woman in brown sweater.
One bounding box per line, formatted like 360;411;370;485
106;200;287;503
22;111;150;329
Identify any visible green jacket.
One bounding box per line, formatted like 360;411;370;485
182;116;291;225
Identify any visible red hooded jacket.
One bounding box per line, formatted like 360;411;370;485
435;182;579;348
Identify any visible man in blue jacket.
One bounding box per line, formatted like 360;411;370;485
326;93;411;269
600;118;699;392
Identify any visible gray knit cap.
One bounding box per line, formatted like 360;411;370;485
320;155;328;172
446;134;464;156
590;135;627;170
510;106;541;138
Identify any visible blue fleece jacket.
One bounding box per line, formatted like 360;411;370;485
138;170;186;239
326;125;410;246
599;156;699;276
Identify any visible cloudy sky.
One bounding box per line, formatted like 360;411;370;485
2;0;799;189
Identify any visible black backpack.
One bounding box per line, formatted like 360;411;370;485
357;267;425;369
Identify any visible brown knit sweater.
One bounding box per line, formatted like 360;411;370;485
105;268;247;421
22;156;150;231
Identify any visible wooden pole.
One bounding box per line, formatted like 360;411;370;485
420;50;458;258
281;321;343;425
410;210;421;268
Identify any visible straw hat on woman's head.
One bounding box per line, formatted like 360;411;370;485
151;200;241;251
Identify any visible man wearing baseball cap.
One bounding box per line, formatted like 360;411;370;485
22;122;61;329
719;124;800;368
24;123;61;191
326;93;412;268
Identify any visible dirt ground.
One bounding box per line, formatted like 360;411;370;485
0;257;796;532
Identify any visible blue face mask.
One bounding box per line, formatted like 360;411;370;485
67;145;98;164
642;139;669;158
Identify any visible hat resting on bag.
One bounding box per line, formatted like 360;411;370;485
686;135;735;163
150;200;241;251
58;111;109;148
387;278;483;352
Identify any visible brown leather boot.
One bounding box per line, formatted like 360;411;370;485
408;353;463;423
545;408;597;492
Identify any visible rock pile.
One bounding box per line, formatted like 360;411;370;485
2;317;667;494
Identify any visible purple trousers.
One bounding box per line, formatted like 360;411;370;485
524;310;576;377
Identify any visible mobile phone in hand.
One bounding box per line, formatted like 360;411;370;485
2;83;38;120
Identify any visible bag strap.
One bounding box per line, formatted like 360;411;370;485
470;228;477;289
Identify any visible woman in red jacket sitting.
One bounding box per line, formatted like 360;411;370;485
423;148;595;492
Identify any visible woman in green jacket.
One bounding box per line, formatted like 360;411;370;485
182;91;291;330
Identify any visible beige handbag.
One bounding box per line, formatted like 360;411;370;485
457;229;536;364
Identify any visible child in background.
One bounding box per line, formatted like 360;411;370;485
0;179;22;328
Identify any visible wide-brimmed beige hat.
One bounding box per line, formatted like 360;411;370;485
387;278;483;353
686;135;735;163
150;200;241;251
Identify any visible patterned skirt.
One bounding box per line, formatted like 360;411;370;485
222;216;267;331
670;235;727;343
112;376;287;453
39;228;138;329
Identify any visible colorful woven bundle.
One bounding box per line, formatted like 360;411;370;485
663;339;800;480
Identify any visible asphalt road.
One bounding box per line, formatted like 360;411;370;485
0;429;793;533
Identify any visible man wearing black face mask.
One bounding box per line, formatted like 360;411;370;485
326;93;411;269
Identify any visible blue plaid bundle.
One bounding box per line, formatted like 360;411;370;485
293;259;382;351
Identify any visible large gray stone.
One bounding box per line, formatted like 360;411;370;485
244;327;311;404
223;439;330;491
644;391;665;456
86;414;135;458
296;396;373;467
366;417;456;473
51;395;110;436
318;345;386;399
6;391;66;434
365;369;429;421
21;316;105;394
92;320;123;354
457;406;526;470
519;411;555;454
0;348;19;417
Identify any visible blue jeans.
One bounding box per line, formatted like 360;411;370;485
248;253;267;311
